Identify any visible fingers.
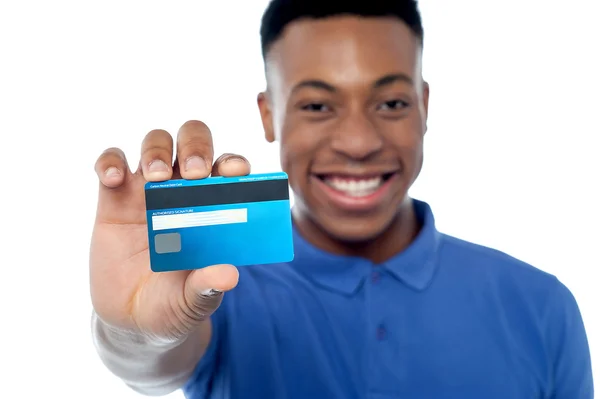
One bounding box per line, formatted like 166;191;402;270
211;153;251;177
94;147;146;224
97;121;247;188
183;264;239;322
176;120;214;180
140;129;174;181
95;147;131;189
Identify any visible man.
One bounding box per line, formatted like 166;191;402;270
90;1;593;398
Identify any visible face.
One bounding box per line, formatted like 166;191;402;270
258;16;429;246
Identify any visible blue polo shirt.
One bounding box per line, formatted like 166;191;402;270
183;200;593;399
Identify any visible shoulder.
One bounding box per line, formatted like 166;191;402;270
437;233;585;337
438;233;559;287
435;233;579;318
436;235;592;393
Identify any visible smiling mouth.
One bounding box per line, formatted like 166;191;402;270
315;172;397;197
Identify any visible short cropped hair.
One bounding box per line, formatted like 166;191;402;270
259;0;424;60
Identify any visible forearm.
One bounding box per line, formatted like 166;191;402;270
91;311;211;396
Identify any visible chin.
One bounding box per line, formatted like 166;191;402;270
313;210;400;244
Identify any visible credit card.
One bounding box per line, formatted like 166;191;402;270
144;172;294;272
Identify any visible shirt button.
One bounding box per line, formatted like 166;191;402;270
376;326;387;340
371;271;380;284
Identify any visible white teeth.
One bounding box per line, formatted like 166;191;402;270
325;176;383;197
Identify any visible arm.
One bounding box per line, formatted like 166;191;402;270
547;279;594;398
91;311;212;396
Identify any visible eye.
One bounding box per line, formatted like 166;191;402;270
301;103;331;112
377;99;409;111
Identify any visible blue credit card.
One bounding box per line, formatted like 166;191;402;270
144;172;294;272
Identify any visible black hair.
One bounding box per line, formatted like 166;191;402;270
259;0;424;60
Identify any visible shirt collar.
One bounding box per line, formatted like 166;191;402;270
289;199;442;295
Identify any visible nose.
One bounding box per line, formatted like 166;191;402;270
329;111;384;161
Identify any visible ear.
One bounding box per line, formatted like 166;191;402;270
257;91;275;143
422;81;430;134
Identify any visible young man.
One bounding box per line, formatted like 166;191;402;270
90;1;593;398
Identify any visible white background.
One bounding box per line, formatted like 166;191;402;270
0;1;598;397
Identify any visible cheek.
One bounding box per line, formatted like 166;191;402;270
400;119;425;177
397;115;425;149
279;131;310;176
279;138;309;199
381;117;424;174
278;120;325;185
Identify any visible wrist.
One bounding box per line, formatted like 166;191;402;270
91;311;186;354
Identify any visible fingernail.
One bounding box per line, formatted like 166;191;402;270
148;160;169;173
104;167;121;177
199;288;222;297
185;156;208;174
223;156;246;164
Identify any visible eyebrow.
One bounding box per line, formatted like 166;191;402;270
374;73;414;88
290;73;414;95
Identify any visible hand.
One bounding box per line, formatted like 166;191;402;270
90;120;251;342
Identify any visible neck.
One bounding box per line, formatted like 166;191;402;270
293;199;421;264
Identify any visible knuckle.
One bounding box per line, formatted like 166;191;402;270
180;291;222;324
180;134;211;149
141;144;172;158
141;131;174;162
178;121;213;148
96;148;125;167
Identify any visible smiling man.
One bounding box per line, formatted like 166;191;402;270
90;1;593;398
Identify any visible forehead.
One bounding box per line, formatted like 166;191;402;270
267;16;420;89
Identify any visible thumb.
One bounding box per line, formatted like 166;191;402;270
182;264;239;323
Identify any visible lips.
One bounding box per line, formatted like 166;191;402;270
312;172;398;212
318;174;394;197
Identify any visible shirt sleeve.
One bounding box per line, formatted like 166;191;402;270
547;277;594;398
